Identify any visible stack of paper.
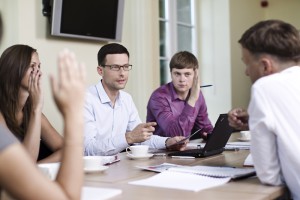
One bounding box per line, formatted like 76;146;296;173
137;163;255;179
129;171;230;192
168;165;255;179
131;163;256;191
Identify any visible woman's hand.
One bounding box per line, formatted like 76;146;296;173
50;49;86;117
28;66;43;112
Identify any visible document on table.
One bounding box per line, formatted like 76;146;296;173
81;187;122;200
168;166;255;179
137;163;255;179
129;171;231;192
225;141;250;150
243;153;254;167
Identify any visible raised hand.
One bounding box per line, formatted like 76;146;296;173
188;69;201;107
28;64;43;112
50;49;86;117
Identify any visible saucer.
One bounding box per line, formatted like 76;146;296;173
126;153;154;160
84;165;109;174
237;137;250;142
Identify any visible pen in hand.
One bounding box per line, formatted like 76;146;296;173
200;84;213;88
171;156;195;159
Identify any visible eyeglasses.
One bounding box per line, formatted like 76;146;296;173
102;64;132;71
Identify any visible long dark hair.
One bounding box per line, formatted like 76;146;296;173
0;44;37;138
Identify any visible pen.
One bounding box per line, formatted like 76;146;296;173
225;148;240;151
166;128;202;149
171;156;195;159
200;84;213;88
104;159;121;165
154;153;167;156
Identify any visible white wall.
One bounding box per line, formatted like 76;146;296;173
265;0;300;27
197;0;232;124
229;0;300;110
229;0;264;109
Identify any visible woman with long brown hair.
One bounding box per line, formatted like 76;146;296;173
0;44;63;163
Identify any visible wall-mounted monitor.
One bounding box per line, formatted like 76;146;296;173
51;0;124;42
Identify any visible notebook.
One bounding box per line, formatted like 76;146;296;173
168;114;233;158
136;162;256;180
168;166;256;180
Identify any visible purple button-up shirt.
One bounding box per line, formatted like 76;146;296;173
146;82;213;138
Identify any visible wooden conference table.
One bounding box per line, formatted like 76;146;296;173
84;133;286;200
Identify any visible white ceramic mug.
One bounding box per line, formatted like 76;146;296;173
240;131;251;140
83;156;103;170
126;145;149;157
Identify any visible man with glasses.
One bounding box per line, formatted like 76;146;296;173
84;43;186;156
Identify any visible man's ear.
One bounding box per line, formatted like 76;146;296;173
97;66;103;76
260;58;274;76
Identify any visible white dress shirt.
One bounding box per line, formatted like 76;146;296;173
248;66;300;200
84;81;166;156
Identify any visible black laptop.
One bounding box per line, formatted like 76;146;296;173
168;114;233;158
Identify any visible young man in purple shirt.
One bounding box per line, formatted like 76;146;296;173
146;51;213;139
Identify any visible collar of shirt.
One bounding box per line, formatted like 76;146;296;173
95;80;123;108
169;82;190;102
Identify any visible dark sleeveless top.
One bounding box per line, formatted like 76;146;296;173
0;126;53;160
0;125;18;152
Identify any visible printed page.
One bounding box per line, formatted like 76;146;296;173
81;187;122;200
129;171;230;192
226;141;250;148
243;154;254;167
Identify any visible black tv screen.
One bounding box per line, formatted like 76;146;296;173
51;0;124;42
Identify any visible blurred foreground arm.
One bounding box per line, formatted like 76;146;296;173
0;49;86;200
50;49;86;198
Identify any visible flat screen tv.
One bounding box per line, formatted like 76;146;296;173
51;0;124;42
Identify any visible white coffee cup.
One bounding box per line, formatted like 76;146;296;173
240;131;251;140
126;145;149;157
83;156;103;170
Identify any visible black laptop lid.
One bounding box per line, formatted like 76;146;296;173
168;113;233;158
201;113;233;153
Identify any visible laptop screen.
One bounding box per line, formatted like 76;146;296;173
168;113;233;158
202;113;233;153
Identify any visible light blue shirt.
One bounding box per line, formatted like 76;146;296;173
84;81;167;156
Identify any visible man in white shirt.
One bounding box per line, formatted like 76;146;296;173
238;20;300;199
84;43;186;156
